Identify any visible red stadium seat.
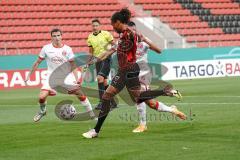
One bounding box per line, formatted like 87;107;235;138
194;0;232;2
134;0;240;48
143;3;183;10
0;0;125;54
202;3;240;9
178;28;223;35
211;9;240;15
135;0;173;4
152;9;191;16
160;16;200;23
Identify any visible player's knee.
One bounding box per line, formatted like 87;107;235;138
146;100;156;109
39;98;46;104
39;93;47;101
97;75;104;83
78;95;87;101
102;92;113;101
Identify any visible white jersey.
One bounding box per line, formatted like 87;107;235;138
136;41;152;88
136;41;149;63
39;43;77;94
39;43;75;75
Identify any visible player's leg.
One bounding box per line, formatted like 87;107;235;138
33;90;50;122
138;85;182;103
94;86;118;131
96;57;116;109
133;83;148;133
76;94;95;119
132;102;147;133
145;99;186;120
127;77;148;133
101;57;117;108
164;85;182;100
132;61;151;133
95;74;105;109
95;61;104;103
122;63;149;132
82;72;125;138
104;78;117;109
82;85;120;138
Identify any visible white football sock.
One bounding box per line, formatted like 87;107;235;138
80;98;95;117
157;101;173;113
136;102;147;126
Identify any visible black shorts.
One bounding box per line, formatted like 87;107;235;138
111;63;140;92
95;57;111;78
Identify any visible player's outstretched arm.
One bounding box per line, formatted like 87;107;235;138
89;46;116;65
25;57;43;84
141;34;161;54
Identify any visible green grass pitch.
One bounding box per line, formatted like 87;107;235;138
0;77;240;160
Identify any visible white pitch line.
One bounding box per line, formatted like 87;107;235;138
175;102;240;105
183;96;240;98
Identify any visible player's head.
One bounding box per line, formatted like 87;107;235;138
51;28;62;46
111;8;131;33
92;19;101;34
127;21;136;31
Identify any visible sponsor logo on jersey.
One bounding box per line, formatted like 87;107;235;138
51;56;65;64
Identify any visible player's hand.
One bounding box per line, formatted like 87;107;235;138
24;78;29;86
87;57;98;65
88;60;94;65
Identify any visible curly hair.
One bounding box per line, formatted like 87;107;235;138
111;8;131;24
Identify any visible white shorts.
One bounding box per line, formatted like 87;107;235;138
138;61;152;88
41;72;82;96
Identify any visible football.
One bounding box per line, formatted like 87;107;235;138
59;104;76;120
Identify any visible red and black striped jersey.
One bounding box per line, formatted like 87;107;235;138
117;28;138;70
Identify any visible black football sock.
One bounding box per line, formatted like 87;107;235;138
94;99;111;133
139;90;165;103
98;82;105;102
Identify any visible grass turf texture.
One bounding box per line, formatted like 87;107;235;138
0;77;240;160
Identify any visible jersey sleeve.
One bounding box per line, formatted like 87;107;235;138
104;31;113;43
67;47;75;61
87;35;92;47
39;46;46;59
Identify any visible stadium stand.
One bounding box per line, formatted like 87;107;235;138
0;0;239;55
134;0;240;48
0;0;127;55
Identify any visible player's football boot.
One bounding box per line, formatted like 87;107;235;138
132;124;147;133
163;85;182;101
82;129;98;138
33;110;46;122
171;105;186;120
171;90;182;101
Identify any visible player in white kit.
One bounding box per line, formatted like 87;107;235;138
128;22;183;133
25;28;94;122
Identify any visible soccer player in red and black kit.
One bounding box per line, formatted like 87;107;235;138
82;8;186;138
